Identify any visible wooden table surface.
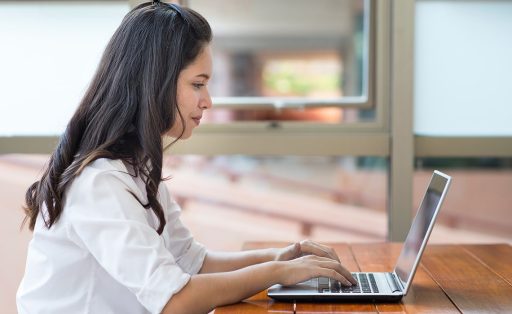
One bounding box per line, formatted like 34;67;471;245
214;242;512;314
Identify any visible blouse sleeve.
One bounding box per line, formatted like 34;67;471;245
159;184;207;275
64;165;190;314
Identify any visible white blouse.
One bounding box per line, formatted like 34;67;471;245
17;158;206;314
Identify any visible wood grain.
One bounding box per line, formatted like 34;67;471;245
421;245;512;313
462;244;512;285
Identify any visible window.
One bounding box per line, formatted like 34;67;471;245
0;1;130;136
188;0;374;124
413;0;512;243
414;158;512;243
163;155;388;250
414;0;512;136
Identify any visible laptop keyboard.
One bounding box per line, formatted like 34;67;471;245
317;273;379;294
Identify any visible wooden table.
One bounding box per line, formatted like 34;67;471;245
214;242;512;313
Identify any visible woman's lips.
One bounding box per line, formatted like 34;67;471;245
192;117;201;125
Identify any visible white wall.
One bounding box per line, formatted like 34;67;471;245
0;1;129;136
414;0;512;136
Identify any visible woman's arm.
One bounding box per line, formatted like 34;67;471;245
163;254;356;314
199;240;344;274
198;248;278;273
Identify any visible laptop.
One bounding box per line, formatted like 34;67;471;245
267;170;452;302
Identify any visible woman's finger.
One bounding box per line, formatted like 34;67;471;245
299;240;341;262
318;268;353;286
300;255;357;285
309;257;357;285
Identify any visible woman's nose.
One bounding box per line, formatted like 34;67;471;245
200;90;213;109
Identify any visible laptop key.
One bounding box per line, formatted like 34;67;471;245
341;285;352;293
368;273;379;293
358;274;372;293
338;273;359;293
318;277;329;293
330;279;340;293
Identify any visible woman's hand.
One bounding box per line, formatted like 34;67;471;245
274;255;356;287
274;240;341;263
273;240;356;286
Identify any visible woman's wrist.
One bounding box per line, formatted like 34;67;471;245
253;247;280;262
274;243;301;261
266;260;285;285
268;248;281;261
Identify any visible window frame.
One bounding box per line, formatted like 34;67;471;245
202;0;376;111
173;0;386;147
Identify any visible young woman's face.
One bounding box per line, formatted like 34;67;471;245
167;45;213;139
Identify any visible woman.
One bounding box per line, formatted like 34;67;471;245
17;1;356;313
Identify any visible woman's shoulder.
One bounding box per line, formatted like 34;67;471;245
70;158;136;193
69;158;170;206
86;158;127;173
79;158;132;178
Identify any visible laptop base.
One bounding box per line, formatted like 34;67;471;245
267;290;403;303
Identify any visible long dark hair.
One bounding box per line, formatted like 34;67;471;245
23;1;212;234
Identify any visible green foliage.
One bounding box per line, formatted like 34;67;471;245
263;66;341;96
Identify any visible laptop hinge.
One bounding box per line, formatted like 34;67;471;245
387;272;403;293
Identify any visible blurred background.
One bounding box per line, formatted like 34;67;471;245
1;1;511;313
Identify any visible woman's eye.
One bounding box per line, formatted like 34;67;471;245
193;83;205;89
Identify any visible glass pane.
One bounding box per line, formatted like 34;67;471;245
188;0;372;123
414;1;512;136
162;155;388;250
414;157;512;243
0;1;130;136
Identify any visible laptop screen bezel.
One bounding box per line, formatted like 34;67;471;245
392;170;452;294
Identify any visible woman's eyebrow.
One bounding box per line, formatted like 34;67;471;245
195;73;210;80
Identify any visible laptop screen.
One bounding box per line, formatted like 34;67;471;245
394;171;451;292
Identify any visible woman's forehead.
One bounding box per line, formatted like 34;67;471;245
182;46;213;77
